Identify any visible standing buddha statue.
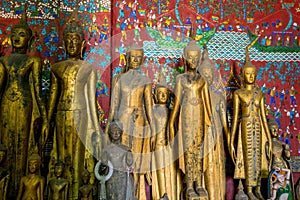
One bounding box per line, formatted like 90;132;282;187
169;40;212;199
198;46;229;200
106;44;155;199
230;40;272;200
47;17;101;199
0;12;48;199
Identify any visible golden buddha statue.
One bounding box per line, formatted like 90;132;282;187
0;13;48;199
198;46;228;200
169;40;212;199
101;122;134;200
106;44;154;199
230;43;272;200
47;18;101;199
0;144;9;200
47;161;69;200
17;150;45;200
78;169;97;200
152;84;181;200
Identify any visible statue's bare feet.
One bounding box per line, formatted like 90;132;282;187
187;187;198;198
247;192;258;200
196;186;208;197
254;188;264;200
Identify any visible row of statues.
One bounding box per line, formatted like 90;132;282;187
0;13;295;200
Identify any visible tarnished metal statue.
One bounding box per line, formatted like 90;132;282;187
230;40;272;200
0;12;48;199
17;149;45;200
151;84;181;200
47;17;101;199
106;44;155;199
47;161;69;200
169;40;212;200
198;46;229;200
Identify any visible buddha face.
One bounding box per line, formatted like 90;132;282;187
82;173;90;184
156;87;169;104
129;49;144;69
64;32;83;58
28;159;40;173
11;27;30;50
54;165;64;177
243;67;256;84
109;125;122;142
186;50;200;70
0;151;5;164
270;124;279;137
201;67;213;85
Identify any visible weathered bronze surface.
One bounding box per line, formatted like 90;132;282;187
17;151;45;200
230;45;272;199
152;84;181;200
0;145;9;200
0;13;47;199
47;19;101;199
101;122;135;200
106;45;154;199
169;40;211;200
47;161;69;200
198;47;228;200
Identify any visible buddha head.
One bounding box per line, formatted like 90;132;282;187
27;151;41;174
183;40;201;71
268;118;279;138
125;44;144;71
154;84;170;105
63;17;85;59
108;121;123;143
54;160;65;178
197;46;215;85
81;168;91;184
241;49;256;86
11;12;33;53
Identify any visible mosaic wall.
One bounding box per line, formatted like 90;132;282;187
0;0;299;171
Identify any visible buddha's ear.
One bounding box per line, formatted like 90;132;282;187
28;35;34;51
80;40;86;59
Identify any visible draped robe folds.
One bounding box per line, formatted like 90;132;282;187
0;54;43;199
233;88;269;186
48;60;99;200
203;90;226;200
175;74;211;187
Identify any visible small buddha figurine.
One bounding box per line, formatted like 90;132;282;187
101;121;134;200
79;169;97;200
47;17;101;199
106;44;155;199
16;150;45;200
47;161;69;200
0;12;48;199
169;40;212;199
0;144;9;200
152;84;179;200
230;41;272;200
